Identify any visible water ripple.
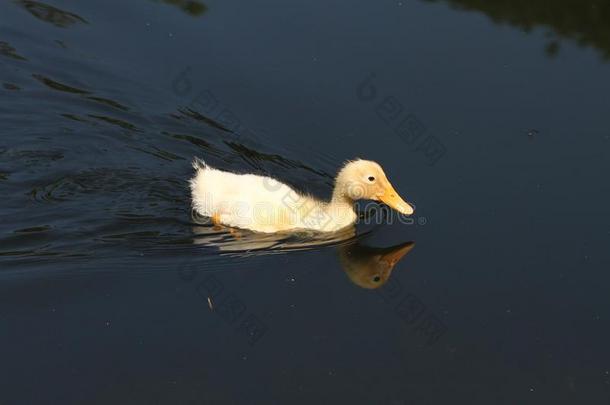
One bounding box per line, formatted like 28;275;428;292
0;41;27;61
15;0;88;28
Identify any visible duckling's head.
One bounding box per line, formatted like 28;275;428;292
334;159;414;215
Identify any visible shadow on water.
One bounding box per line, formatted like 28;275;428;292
424;0;610;59
191;222;360;254
190;222;415;290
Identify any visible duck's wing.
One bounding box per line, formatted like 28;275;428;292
191;167;313;232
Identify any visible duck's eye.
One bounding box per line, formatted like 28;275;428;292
373;276;381;282
368;176;375;182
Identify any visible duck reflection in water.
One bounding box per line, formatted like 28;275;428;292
338;240;414;289
190;224;415;290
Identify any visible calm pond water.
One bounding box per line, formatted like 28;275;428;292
1;1;609;404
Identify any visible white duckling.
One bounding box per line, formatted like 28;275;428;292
189;158;414;233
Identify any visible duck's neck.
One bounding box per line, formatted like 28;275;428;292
328;183;356;218
305;180;356;232
330;181;352;205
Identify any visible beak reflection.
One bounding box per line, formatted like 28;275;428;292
191;224;415;290
338;240;415;289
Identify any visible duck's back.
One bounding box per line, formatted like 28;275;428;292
189;163;312;232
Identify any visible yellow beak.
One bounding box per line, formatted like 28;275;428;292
378;183;414;215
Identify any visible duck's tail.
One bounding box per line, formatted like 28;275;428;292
192;157;208;170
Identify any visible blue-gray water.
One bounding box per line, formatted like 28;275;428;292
1;1;609;404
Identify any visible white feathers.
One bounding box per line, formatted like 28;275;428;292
192;157;207;170
188;157;412;233
189;161;357;233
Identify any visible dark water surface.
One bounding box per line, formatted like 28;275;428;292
1;0;609;404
